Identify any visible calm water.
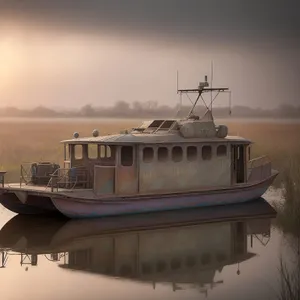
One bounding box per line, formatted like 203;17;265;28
0;189;298;300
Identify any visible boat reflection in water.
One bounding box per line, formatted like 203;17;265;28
0;198;276;295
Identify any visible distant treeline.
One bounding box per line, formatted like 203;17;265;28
0;101;300;119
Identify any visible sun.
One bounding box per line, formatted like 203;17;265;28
0;36;24;90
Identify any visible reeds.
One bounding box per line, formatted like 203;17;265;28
277;239;300;300
275;155;300;300
274;154;300;237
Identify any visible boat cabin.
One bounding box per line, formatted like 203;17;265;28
60;115;252;196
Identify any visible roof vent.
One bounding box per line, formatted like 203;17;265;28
92;129;99;137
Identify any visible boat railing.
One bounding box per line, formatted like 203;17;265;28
0;250;68;268
47;167;89;192
20;163;30;186
247;155;272;182
0;171;7;187
20;162;60;187
20;162;41;186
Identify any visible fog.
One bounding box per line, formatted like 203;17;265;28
0;0;299;109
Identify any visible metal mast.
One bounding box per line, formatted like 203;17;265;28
177;75;229;119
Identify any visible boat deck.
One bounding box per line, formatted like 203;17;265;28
3;183;70;193
2;182;214;202
1;183;142;201
2;183;104;199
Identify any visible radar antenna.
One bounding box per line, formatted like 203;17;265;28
177;73;230;119
210;60;214;112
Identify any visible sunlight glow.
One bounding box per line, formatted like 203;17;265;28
0;37;24;89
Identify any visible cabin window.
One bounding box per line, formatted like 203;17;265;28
202;146;212;160
100;145;106;158
121;146;133;166
237;146;241;159
143;147;154;163
74;145;83;160
158;147;168;162
99;145;112;158
187;146;197;161
88;144;98;159
248;146;251;160
65;144;70;160
106;146;112;158
217;145;227;157
172;146;183;162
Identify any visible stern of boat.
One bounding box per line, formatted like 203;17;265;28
0;190;59;215
247;156;278;184
0;162;90;216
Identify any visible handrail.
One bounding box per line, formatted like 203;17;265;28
20;163;33;186
247;155;272;183
0;171;7;187
47;167;89;192
20;162;59;187
18;162;89;191
248;155;270;169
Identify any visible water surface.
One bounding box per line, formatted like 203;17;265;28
0;189;297;300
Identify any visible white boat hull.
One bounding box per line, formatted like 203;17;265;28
51;172;278;219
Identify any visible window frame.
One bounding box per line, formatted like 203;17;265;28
88;144;99;160
157;147;169;162
120;145;134;167
74;144;83;160
202;145;212;161
143;146;154;163
187;145;198;161
172;146;183;163
216;145;227;157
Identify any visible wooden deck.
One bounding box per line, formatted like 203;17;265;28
2;183;97;199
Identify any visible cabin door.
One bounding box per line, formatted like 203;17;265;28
231;145;246;184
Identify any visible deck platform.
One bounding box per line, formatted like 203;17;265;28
2;183;98;199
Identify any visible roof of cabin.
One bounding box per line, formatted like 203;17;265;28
60;118;252;145
61;133;251;145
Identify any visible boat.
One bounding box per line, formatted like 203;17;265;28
0;75;279;218
0;200;276;295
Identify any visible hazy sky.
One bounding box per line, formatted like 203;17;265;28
0;0;299;109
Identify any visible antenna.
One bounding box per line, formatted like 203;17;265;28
177;71;229;119
229;91;232;116
176;70;179;93
175;70;182;117
210;60;214;111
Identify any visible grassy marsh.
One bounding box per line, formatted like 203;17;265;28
274;155;300;237
277;237;300;300
0;119;299;183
